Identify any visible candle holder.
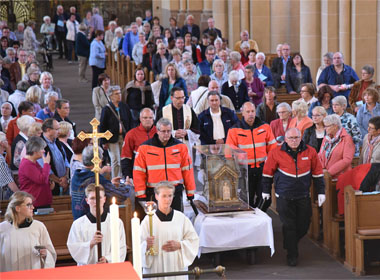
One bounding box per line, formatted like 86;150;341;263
144;201;158;256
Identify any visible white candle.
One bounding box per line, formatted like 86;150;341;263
110;197;120;263
132;212;142;279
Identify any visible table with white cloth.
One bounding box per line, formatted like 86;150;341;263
192;209;275;258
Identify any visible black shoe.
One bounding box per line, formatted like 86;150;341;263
287;256;297;266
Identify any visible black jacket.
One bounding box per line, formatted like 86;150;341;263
221;81;249;111
203;27;222;38
99;102;132;143
53;112;77;137
142;53;153;72
75;32;90;58
198;107;238;144
271;56;292;89
302;124;325;153
152;52;172;78
181;24;201;40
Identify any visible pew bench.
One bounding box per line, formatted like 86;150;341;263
344;186;380;276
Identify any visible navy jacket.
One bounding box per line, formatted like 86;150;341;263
75;32;90;58
285;65;313;93
198;107;238;144
152;52;172;78
158;78;188;110
181;24;200;40
221;81;249;111
197;59;213;76
253;65;274;87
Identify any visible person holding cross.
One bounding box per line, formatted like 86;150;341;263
67;184;126;265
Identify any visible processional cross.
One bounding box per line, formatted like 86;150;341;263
77;118;112;259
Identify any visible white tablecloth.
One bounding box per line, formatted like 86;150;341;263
192;209;275;257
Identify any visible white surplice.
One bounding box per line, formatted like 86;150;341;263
67;213;126;265
0;220;56;272
141;210;199;280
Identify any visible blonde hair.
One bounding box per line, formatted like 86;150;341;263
312;106;327;117
58;121;73;138
5;191;34;227
292;100;308;118
26;85;42;104
164;62;180;80
154;181;175;195
27;122;42;137
85;183;105;197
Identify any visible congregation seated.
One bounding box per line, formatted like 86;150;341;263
359;116;380;164
331;96;362;155
0;191;56;271
210;59;228;90
198;91;238;145
356;88;380;139
315;52;333;83
39;72;62;105
253;52;274;87
303;106;327;152
318;114;355;179
298;83;318;110
233;30;259;53
308;85;334;118
196;45;216;77
256;86;279;124
270;102;292;143
288;100;313;137
239;41;251;65
152;43;172;79
243;64;265;106
182;59;197;93
285;53;313;94
221;70;249;111
36;91;59;121
67;184;126;265
271;43;291;89
229;51;245;80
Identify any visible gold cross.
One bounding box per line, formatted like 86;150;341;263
77;118;113;185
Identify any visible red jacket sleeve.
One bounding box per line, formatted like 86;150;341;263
133;146;148;198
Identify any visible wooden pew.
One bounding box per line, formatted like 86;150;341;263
0;195;72;215
344;186;380;276
308;180;320;240
322;171;344;258
276;93;301;105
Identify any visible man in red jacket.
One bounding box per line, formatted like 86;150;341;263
261;127;325;266
121;108;157;178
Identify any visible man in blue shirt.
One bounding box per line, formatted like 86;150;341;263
122;23;139;60
317;52;359;101
197;45;216;77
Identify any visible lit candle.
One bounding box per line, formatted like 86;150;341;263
110;197;120;263
131;212;142;279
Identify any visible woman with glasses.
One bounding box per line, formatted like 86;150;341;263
359;116;380;164
298;83;318;110
18;136;53;209
0;191;56;271
270;102;292;144
303;106;327;152
318;114;355;179
356;88;380;139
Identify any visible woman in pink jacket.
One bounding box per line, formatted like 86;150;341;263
318;114;355;179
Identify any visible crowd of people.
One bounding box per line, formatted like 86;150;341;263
1;5;380;273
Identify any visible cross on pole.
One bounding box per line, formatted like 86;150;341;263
77;118;112;260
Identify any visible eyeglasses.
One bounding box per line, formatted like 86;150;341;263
277;111;289;114
173;96;185;100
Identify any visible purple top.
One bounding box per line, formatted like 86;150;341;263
19;158;52;207
243;78;265;106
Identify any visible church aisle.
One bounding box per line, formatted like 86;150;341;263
192;210;377;279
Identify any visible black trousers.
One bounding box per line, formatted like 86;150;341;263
55;31;67;59
248;165;271;211
91;66;104;89
277;196;312;258
145;184;184;212
66;40;77;61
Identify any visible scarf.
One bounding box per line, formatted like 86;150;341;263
322;128;342;160
363;134;380;164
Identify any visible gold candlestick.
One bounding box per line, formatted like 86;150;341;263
144;201;157;256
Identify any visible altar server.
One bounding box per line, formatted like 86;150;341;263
141;181;199;279
67;184;126;265
0;191;56;272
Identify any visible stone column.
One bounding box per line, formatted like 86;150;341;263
201;0;213;32
249;0;271;53
212;0;227;40
240;0;250;33
321;0;339;58
152;0;163;22
160;0;180;27
339;0;351;64
187;0;203;24
178;0;187;25
351;0;377;74
300;0;321;81
228;0;241;49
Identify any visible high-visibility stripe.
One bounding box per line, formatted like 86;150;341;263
133;166;146;173
238;142;267;149
147;180;183;187
246;156;267;164
268;139;277;145
181;164;193;171
312;174;324;178
187;189;195;195
278;168;310;178
135;190;146;196
147;163;181;170
263;173;273;178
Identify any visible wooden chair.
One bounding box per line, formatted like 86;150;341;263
344;186;380;276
